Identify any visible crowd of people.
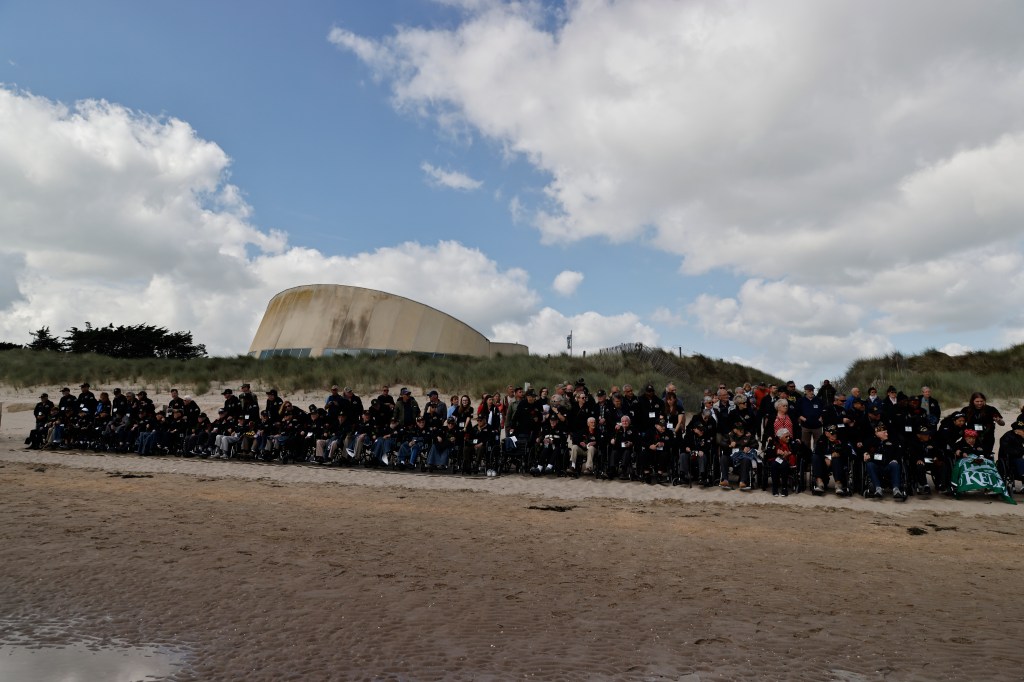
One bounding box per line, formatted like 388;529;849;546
24;377;1024;501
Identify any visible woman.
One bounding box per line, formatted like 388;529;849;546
962;392;1004;454
664;396;685;434
772;399;794;447
768;428;796;497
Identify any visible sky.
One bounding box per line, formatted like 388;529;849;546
1;0;1022;382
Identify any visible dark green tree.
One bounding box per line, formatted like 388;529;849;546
0;341;21;351
28;326;64;352
64;322;206;359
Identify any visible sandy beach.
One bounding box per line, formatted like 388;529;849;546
2;391;1024;681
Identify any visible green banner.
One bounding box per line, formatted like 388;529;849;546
953;457;1016;505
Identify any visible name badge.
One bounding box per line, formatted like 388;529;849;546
874;454;883;461
905;426;912;432
649;412;656;419
775;457;784;464
974;424;984;431
924;457;933;464
621;442;628;448
473;439;478;444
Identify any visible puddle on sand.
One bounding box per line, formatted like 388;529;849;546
0;641;184;681
0;618;188;682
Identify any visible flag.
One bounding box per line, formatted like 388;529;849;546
953;457;1016;505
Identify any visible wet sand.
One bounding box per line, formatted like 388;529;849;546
2;437;1023;681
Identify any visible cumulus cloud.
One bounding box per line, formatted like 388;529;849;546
0;87;648;356
420;161;483;191
938;343;972;356
689;280;892;378
332;0;1024;372
650;307;685;327
492;307;659;356
551;270;583;296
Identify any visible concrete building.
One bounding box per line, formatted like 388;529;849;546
248;284;528;359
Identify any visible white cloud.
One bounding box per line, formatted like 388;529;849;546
691;280;863;338
507;195;525;224
327;27;393;73
332;1;1024;373
689;279;892;379
551;270;583;296
420;161;483;191
938;343;972;357
650;306;684;326
492;307;659;356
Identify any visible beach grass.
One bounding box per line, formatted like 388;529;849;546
0;348;781;407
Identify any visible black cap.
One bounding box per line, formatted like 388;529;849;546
222;388;233;395
824;425;838;434
596;389;606;397
427;390;438;397
804;384;814;391
39;392;48;399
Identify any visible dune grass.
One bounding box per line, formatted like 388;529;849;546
0;348;782;409
839;345;1024;408
4;344;1020;410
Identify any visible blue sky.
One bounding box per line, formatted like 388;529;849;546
1;0;1022;382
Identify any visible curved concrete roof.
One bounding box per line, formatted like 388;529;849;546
248;284;528;358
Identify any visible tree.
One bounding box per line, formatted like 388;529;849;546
63;322;206;359
28;327;64;352
0;341;21;351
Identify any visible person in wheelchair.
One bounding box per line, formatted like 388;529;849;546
953;429;988;461
642;419;673;485
812;425;853;496
998;420;1024;494
766;428;798;497
425;417;458;472
721;422;758;491
906;425;946;494
534;412;569;476
608;414;637;480
679;421;714;486
571;416;606;475
864;424;906;500
467;413;500;476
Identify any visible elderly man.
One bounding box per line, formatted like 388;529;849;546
864;424;905;500
797;384;825;451
812;425;852;495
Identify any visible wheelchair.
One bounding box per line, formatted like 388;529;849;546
715;449;760;490
860;455;909;500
